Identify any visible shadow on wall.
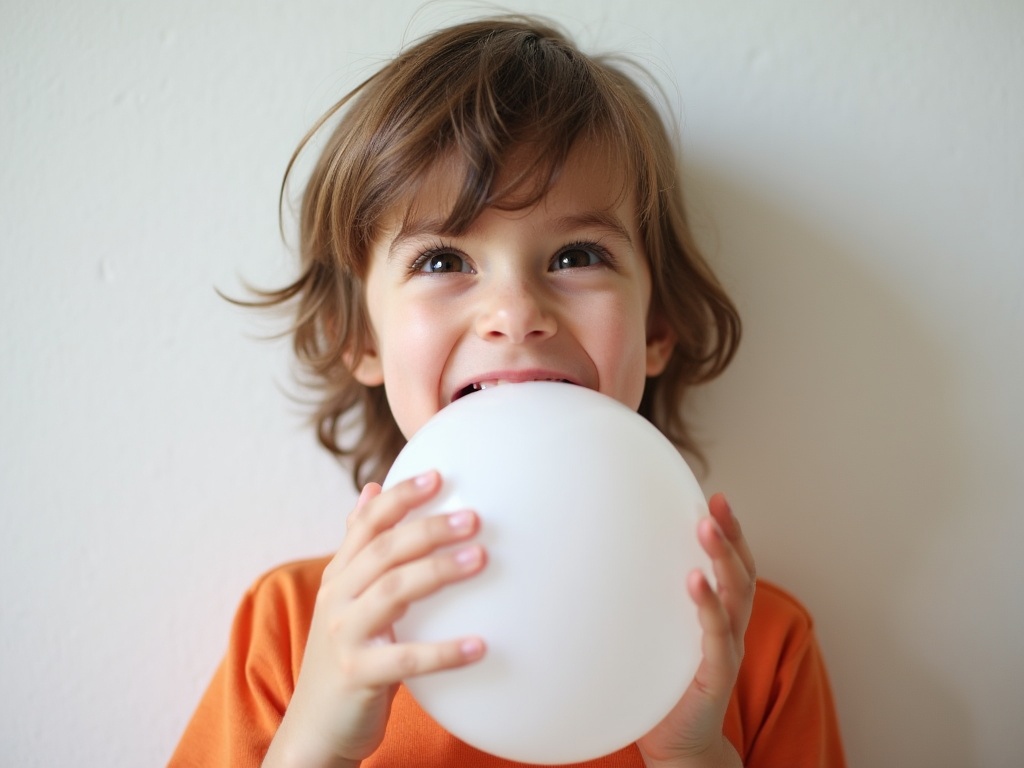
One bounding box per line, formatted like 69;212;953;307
684;164;974;767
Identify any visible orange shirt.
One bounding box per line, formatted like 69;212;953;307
170;557;845;767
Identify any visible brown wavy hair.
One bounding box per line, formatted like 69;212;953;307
251;15;740;488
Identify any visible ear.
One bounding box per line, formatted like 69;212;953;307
645;312;676;377
347;341;385;387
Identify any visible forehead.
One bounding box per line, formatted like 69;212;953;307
387;139;638;240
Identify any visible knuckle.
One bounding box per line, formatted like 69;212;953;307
440;642;464;669
428;514;451;543
338;652;361;685
432;551;467;587
325;614;346;643
319;558;340;582
394;646;420;677
377;568;404;599
368;530;395;561
350;513;380;542
431;554;451;583
314;580;344;616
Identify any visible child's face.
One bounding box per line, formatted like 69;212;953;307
351;141;676;440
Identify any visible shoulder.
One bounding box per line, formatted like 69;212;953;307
244;555;332;603
239;555;332;627
228;555;332;661
729;580;848;766
740;578;825;690
169;557;334;765
749;578;816;634
738;578;831;700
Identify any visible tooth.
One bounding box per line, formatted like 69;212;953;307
465;378;570;394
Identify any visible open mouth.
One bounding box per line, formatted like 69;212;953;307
452;378;574;402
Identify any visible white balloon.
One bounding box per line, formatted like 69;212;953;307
383;382;710;764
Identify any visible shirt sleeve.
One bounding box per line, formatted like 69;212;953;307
730;582;846;768
167;559;324;768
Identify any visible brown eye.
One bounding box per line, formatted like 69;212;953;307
420;251;470;273
552;246;602;271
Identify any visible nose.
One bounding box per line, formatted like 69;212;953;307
474;280;557;343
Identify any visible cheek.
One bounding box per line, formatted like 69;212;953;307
387;301;451;365
377;300;454;435
583;294;651;409
615;328;651;408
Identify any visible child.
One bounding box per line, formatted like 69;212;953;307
171;15;845;768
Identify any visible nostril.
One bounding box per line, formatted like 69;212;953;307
475;299;557;343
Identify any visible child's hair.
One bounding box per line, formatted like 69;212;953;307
255;14;740;487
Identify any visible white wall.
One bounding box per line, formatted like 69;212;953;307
2;1;1021;766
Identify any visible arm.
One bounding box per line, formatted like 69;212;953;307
637;493;755;768
262;471;486;768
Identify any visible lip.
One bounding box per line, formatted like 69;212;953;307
447;369;586;403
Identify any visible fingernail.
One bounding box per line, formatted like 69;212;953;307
454;546;482;570
414;471;435;488
447;510;474;531
460;637;485;660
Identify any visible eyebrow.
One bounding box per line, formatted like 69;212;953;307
388;209;635;260
553;211;635;247
387;215;451;260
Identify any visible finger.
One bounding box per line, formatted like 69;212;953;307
697;516;755;634
340;509;480;598
342;543;486;642
346;483;382;530
330;471;441;572
686;569;742;698
708;493;756;579
352;636;487;688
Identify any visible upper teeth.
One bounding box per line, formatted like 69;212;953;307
471;378;567;391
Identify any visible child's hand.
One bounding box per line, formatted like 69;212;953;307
637;493;754;768
263;471;486;768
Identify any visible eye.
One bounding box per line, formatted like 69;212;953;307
415;249;472;274
551;243;606;271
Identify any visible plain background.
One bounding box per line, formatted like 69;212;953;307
2;1;1022;766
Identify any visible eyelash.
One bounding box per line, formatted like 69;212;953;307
555;240;617;271
408;240;468;275
407;239;617;275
